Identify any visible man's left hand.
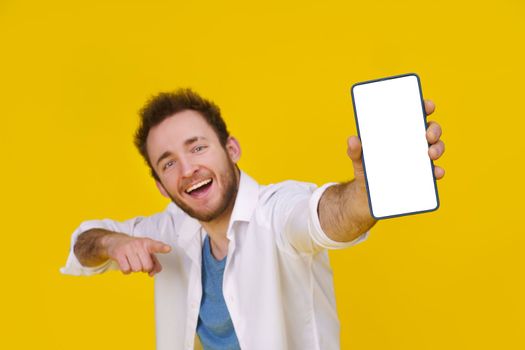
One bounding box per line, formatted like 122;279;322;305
424;99;445;179
347;98;445;181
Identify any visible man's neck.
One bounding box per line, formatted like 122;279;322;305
200;169;240;261
200;205;232;261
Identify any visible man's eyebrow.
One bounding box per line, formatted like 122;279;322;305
155;151;173;167
183;136;206;146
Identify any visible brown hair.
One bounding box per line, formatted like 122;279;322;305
134;88;230;180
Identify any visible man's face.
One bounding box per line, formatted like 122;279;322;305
146;110;240;222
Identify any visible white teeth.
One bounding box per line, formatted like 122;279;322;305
186;179;212;193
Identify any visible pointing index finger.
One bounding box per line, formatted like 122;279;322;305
147;240;172;254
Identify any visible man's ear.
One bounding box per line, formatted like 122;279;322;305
155;180;170;199
225;136;241;163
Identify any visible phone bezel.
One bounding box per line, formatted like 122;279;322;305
350;73;440;220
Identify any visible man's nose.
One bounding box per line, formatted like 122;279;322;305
179;157;198;178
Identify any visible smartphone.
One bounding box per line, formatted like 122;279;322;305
351;73;439;219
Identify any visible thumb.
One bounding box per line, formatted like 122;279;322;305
347;136;365;181
147;239;172;254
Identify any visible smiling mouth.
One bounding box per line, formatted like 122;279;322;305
185;178;213;196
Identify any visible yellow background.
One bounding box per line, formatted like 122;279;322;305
1;0;524;349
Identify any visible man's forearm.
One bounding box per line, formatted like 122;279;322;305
318;179;377;242
74;229;124;267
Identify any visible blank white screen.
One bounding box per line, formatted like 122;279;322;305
352;75;438;218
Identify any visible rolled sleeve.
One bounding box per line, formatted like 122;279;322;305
60;252;118;276
308;183;369;250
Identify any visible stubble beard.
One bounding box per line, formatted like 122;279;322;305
168;161;239;222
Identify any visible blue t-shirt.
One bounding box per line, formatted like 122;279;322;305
196;236;241;350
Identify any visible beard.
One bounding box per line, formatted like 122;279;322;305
166;160;239;222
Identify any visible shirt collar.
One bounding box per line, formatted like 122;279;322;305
229;170;260;224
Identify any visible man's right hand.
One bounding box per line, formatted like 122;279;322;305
102;234;172;276
74;229;172;277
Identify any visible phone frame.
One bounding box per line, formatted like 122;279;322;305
350;73;440;220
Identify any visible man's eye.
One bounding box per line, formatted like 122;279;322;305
163;160;175;170
193;145;207;153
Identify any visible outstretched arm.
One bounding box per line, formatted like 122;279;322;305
318;100;445;242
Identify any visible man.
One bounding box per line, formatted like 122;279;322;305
61;89;445;350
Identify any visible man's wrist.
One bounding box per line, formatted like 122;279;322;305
75;229;121;266
98;231;128;260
